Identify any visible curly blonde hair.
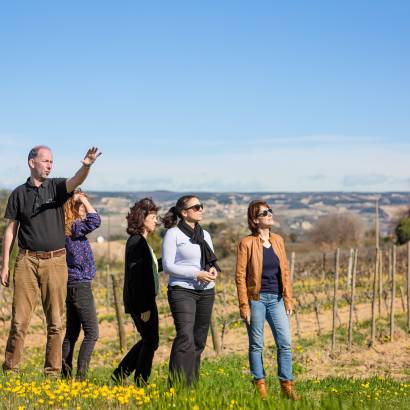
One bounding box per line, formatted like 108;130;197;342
64;191;87;236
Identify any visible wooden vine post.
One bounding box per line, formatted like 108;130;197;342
111;274;126;353
331;248;340;351
390;245;396;341
348;249;358;350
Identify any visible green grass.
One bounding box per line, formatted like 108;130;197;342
0;354;408;409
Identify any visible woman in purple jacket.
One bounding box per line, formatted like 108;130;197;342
62;190;101;380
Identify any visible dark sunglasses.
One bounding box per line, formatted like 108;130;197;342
257;208;273;217
184;203;204;212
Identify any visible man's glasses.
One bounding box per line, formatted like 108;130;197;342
184;203;204;212
257;208;273;217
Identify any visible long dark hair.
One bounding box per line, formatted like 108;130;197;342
126;198;160;235
162;195;198;229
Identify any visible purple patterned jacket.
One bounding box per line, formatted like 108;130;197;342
65;213;101;283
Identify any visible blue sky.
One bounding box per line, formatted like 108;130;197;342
1;1;409;192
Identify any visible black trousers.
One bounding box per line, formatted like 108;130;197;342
168;286;215;386
62;282;99;379
113;303;159;385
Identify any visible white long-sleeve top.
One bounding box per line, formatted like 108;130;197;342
162;226;216;290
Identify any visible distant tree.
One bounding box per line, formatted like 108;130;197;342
382;235;393;244
395;211;410;245
308;213;365;251
203;222;247;260
289;232;298;243
206;222;224;236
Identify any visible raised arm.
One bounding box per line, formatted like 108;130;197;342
71;213;101;238
70;194;101;238
1;220;19;287
81;195;97;214
66;147;102;194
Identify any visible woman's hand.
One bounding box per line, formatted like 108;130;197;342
74;193;95;213
209;266;218;278
74;192;87;204
79;195;90;205
243;313;250;326
240;308;251;326
286;309;292;316
141;311;151;322
1;267;10;287
196;271;216;283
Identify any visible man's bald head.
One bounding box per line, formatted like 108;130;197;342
27;146;53;181
28;145;52;162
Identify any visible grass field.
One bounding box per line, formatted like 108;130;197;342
1;354;409;410
1;243;410;409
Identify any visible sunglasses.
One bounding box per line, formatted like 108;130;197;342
184;203;204;212
257;208;273;217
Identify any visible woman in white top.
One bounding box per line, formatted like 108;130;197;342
162;195;220;386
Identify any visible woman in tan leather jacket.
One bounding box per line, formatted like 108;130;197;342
235;200;298;400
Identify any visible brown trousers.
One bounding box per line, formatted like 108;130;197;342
3;252;68;375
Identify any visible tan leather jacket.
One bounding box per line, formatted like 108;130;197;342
235;233;293;319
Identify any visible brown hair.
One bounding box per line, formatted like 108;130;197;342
247;200;270;235
64;190;87;236
127;198;160;235
161;195;198;229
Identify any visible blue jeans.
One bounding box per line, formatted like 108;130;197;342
247;293;293;381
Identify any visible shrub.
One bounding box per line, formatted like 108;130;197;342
308;213;365;250
395;215;410;245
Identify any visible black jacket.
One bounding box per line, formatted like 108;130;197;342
123;234;162;314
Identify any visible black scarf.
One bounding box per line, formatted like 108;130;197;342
177;220;221;272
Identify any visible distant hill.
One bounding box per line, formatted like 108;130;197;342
86;191;409;238
2;187;407;237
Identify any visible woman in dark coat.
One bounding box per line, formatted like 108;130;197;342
112;198;162;385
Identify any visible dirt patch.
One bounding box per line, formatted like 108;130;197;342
299;334;410;380
91;241;125;263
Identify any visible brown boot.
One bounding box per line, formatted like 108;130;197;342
280;380;300;400
254;379;267;399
